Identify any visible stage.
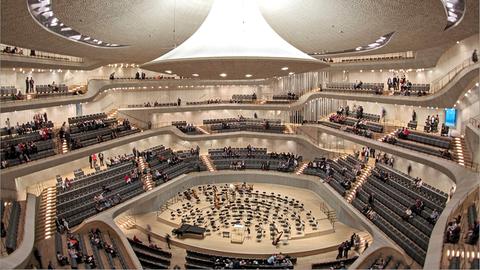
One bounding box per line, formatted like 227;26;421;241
121;183;368;257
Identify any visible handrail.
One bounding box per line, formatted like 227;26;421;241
430;58;475;93
1;43;84;63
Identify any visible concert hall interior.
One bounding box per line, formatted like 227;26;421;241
0;0;479;269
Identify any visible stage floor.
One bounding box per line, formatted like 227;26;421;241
123;183;368;257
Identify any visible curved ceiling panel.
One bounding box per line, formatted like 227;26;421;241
310;32;395;56
26;0;127;48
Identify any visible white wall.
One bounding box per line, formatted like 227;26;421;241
0;66;167;92
345;100;445;129
329;34;479;86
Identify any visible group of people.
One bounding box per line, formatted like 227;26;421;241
336;234;361;260
424;115;440;133
4;113;49;136
386;74;406;91
25;77;35;93
135;71;147;80
88;152;105;168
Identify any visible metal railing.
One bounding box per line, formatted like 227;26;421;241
1;43;84;63
430;58;476;93
328;51;415;64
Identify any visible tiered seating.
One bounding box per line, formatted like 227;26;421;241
272;94;299;100
172;121;204;135
210;122;285;134
68;113;107;125
68;113;140;149
208;147;301;172
352;163;447;265
56;160;143;227
128;102;178;108
0;86;17;100
146;145;206;185
231;94;256;103
388;129;453;159
393;84;430;95
304;155;363;196
185;250;295;269
186;99;229;105
325;82;384;94
319;120;373;139
4;201;21;254
0;128;55;168
35;84;69;96
346;111;381;122
329;114;383;133
311;256;358;269
204;118;281;125
128;238;172;269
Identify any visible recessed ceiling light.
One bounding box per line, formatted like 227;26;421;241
456;41;460;44
219;73;227;77
192;73;199;77
281;67;289;71
476;82;479;87
165;70;172;74
288;72;294;75
245;74;252;78
360;70;363;73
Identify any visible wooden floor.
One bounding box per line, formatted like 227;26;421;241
121;183;368;259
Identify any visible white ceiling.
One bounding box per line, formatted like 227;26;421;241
0;0;478;67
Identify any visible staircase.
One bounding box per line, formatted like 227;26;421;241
357;231;373;253
346;164;373;203
107;109;118;119
116;215;136;230
451;137;472;168
35;187;57;241
295;162;308;175
201;155;216;172
138;157;155;191
196;126;210;134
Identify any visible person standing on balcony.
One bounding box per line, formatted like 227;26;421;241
473;49;478;63
25;77;29;93
29;77;34;93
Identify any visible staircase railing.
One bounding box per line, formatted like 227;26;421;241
430;58;476;93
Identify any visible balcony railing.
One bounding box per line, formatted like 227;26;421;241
1;44;84;63
430;58;476;93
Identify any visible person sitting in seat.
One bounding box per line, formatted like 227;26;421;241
104;243;117;257
402;208;413;220
427;209;439;224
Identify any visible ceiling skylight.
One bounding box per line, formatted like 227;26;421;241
441;0;466;30
27;0;127;48
310;32;395;56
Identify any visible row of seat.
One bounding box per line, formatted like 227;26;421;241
325;82;385;90
210;122;285;134
203;118;282;125
0;121;54;137
352;196;427;265
128;238;172;269
343;116;384;133
346;111;381;122
402;130;452;149
0;86;17;96
4;201;21;254
231;94;256;101
185;250;295;269
68;113;107;125
35;84;68;94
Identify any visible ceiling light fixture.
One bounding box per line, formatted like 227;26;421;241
219;73;227;77
165;70;172;74
245;74;253;78
192;73;199;77
281;67;289;71
142;0;326;79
